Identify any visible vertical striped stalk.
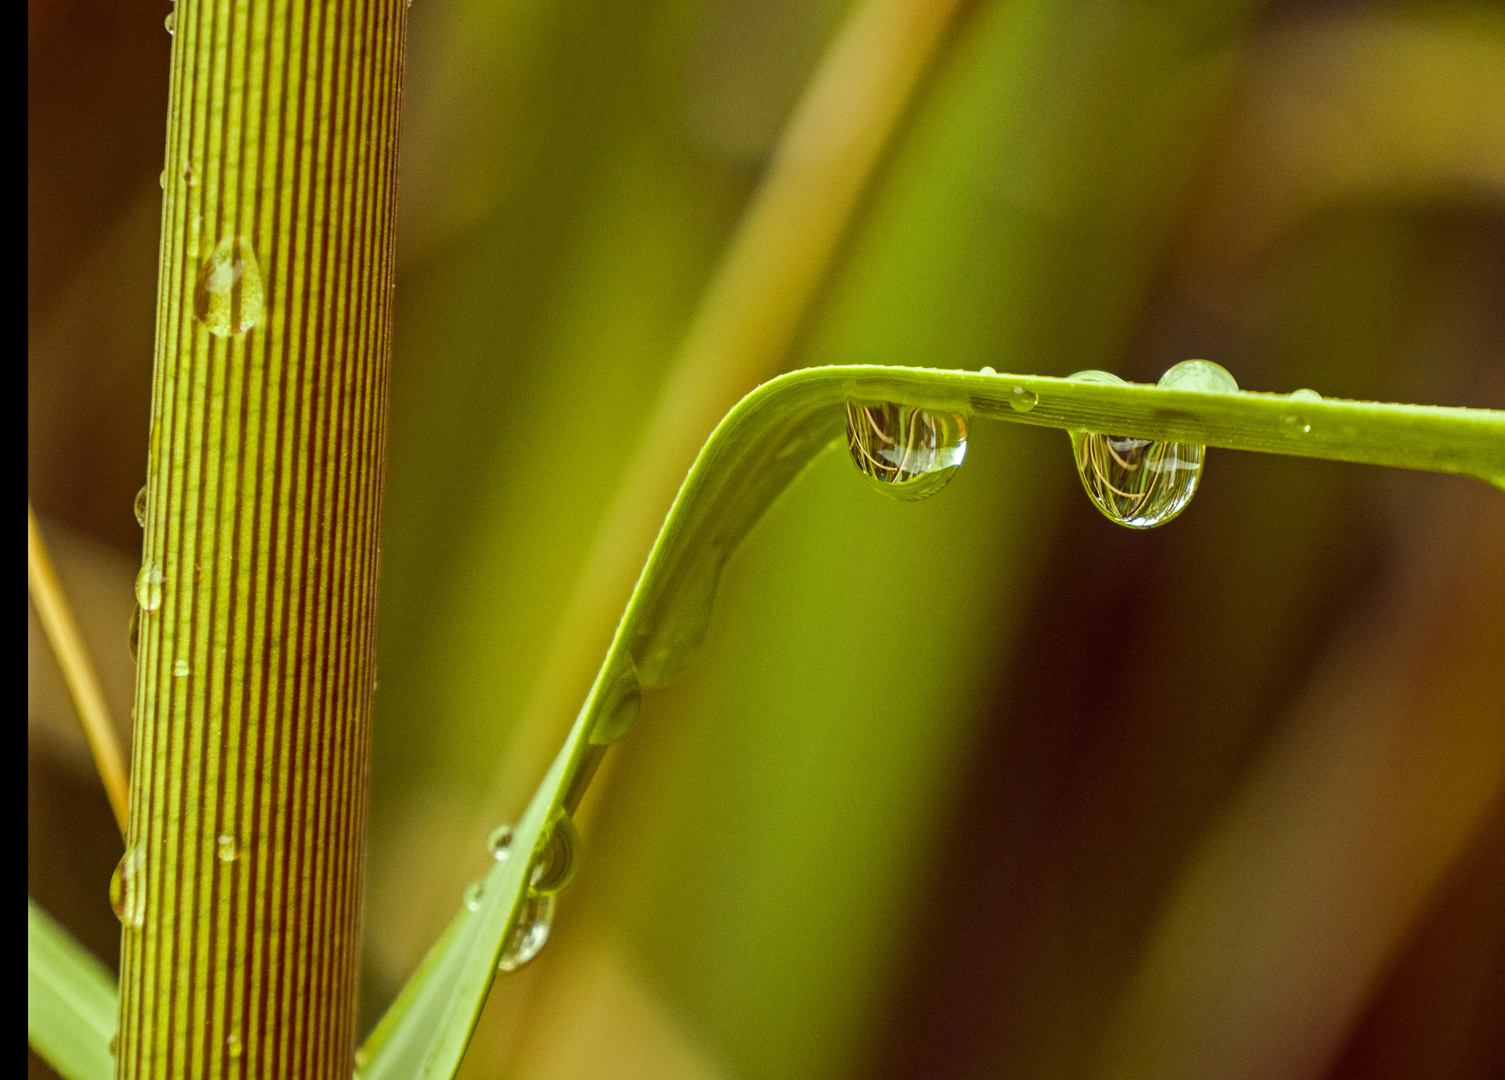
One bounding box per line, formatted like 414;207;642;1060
121;1;404;1077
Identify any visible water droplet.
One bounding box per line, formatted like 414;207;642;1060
174;659;190;677
183;163;199;187
1289;388;1321;402
1067;362;1238;529
108;1034;119;1057
128;605;141;661
164;10;175;33
110;845;146;929
979;366;996;376
462;880;484;912
1008;385;1037;413
135;564;164;611
194;237;264;338
529;813;580;894
587;662;641;745
487;824;514;861
217;834;240;862
226;1032;243;1059
159;170;168;190
845;401;968;501
498;892;555;972
134;485;149;527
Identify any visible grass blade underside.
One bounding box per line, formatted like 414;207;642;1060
28;900;119;1080
357;364;1503;1080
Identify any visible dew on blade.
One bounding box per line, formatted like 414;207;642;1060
1067;362;1237;529
135;563;164;611
194;237;264;338
587;662;641;745
111;845;146;929
217;834;239;862
487;823;514;861
845;401;967;501
498;892;555;972
462;881;484;912
134;485;149;527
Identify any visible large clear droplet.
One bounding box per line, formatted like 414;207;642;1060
846;401;967;501
587;662;641;745
194;237;264;338
529;814;580;895
498;891;555;972
1067;362;1238;529
110;844;146;930
133;485;149;527
135;564;164;611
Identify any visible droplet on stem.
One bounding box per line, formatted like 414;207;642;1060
462;880;485;912
1008;385;1037;413
487;824;514;861
135;564;165;611
194;237;264;338
1289;388;1321;402
164;10;175;33
217;834;240;862
1067;361;1238;529
134;485;149;527
587;662;641;745
173;659;190;678
846;401;967;501
498;892;555;972
110;845;146;929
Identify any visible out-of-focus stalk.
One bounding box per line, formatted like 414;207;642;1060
119;1;405;1077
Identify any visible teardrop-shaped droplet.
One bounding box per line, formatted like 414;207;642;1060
135;563;164;611
110;844;146;929
845;401;967;501
194;237;264;338
462;880;485;912
164;10;175;33
134;485;149;527
1067;362;1238;529
587;662;641;745
128;605;141;662
217;834;240;862
487;823;514;861
529;813;580;895
498;891;555;972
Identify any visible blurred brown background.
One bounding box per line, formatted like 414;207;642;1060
29;0;1504;1077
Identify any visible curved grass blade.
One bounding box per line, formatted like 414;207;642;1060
357;364;1504;1080
28;899;118;1080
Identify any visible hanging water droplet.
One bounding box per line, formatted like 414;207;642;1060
462;880;485;912
217;834;240;862
194;237;264;338
134;485;149;527
1289;388;1321;402
845;401;968;501
128;605;141;662
487;824;514;861
226;1032;243;1059
110;845;146;929
164;10;175;34
159;170;168;190
530;813;581;894
135;564;165;611
1008;385;1037;413
174;659;190;677
1067;362;1238;529
498;891;555;972
587;662;641;745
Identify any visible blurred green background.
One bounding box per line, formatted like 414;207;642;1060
28;0;1504;1078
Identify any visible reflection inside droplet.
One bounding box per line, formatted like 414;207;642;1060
194;237;264;338
487;824;514;861
846;401;967;501
498;891;555;972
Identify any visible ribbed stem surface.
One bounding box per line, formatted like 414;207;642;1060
120;1;403;1076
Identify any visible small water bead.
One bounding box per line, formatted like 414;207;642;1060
226;1033;243;1059
111;844;146;929
217;834;240;862
499;892;555;972
1289;388;1322;402
846;401;968;502
979;366;997;376
135;564;165;611
174;659;190;677
487;824;514;861
1067;361;1238;529
134;485;149;527
463;881;485;912
165;11;175;33
183;163;199;187
1008;385;1037;413
194;237;264;338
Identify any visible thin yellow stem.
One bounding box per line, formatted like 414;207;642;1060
27;502;130;835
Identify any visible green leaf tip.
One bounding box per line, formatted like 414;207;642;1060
357;364;1505;1080
28;899;118;1080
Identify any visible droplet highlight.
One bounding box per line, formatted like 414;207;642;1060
135;564;164;611
462;880;485;912
194;237;264;338
487;824;514;861
1067;362;1238;529
846;401;967;501
498;891;555;972
110;844;146;929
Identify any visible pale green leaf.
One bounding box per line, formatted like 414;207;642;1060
28;899;118;1080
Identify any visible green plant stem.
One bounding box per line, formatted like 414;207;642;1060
358;363;1502;1080
121;1;405;1077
